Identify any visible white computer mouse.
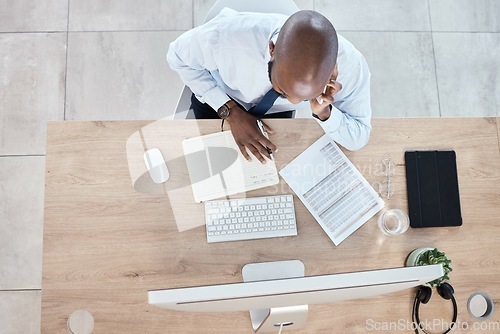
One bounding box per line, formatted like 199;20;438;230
143;148;169;184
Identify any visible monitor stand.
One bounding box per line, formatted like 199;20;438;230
242;260;308;333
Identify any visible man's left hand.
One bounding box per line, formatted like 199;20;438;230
309;80;342;120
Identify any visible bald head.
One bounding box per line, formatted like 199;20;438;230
270;10;338;103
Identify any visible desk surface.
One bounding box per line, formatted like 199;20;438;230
43;118;500;333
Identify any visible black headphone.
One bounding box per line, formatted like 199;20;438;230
412;283;457;334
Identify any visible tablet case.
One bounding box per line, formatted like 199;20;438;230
405;151;462;228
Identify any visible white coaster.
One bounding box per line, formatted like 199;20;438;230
67;310;94;334
467;292;494;320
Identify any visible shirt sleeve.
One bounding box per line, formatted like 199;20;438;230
166;20;230;111
315;54;372;151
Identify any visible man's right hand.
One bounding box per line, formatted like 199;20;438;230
225;106;277;164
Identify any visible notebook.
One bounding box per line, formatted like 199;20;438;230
279;134;384;245
405;150;462;228
182;131;279;203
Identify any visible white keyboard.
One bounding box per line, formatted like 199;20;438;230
204;194;297;243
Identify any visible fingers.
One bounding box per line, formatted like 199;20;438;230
332;64;339;80
237;140;273;164
262;121;274;134
258;135;277;152
326;81;342;94
320;93;334;105
247;141;269;163
237;143;252;162
311;93;333;107
253;141;272;161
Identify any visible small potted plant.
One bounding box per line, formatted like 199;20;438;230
406;248;452;286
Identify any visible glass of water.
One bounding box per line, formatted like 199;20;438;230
378;209;410;235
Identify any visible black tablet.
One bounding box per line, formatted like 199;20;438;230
405;150;462;228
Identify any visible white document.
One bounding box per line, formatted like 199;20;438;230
279;134;384;245
183;131;279;203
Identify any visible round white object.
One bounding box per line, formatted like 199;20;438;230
67;310;94;334
467;292;494;320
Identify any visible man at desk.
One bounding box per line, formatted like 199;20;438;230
167;9;371;162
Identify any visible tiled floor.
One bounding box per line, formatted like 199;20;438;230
0;0;499;332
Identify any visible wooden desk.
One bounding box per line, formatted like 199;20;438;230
43;118;500;333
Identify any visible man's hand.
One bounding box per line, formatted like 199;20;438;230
309;80;343;120
309;65;342;120
226;106;276;164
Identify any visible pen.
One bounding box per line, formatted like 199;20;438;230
256;119;273;159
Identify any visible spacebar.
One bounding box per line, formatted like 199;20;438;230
207;229;297;243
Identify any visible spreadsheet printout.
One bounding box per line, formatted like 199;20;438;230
280;135;384;245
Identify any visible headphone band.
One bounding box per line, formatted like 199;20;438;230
412;286;458;334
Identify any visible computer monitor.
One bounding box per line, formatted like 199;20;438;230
148;260;444;333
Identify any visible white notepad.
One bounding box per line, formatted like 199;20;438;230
183;131;279;203
279;134;384;245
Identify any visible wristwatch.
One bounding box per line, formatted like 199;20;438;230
217;101;237;119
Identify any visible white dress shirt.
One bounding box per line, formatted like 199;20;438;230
167;8;372;150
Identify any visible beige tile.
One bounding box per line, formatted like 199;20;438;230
430;0;500;32
341;32;440;117
194;0;217;27
65;31;185;120
69;0;192;31
294;0;314;10
0;157;44;290
434;33;500;117
0;33;66;155
194;0;312;27
0;291;41;334
0;0;68;32
316;0;431;31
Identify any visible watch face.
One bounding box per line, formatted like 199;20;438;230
217;105;230;119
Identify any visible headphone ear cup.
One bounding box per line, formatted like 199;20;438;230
437;283;455;300
418;286;432;304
